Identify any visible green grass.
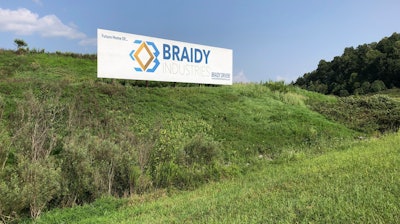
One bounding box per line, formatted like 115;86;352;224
0;50;96;82
2;50;400;223
33;132;400;223
380;88;400;101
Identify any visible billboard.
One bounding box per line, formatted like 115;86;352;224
97;29;233;85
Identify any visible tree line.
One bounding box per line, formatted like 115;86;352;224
294;32;400;96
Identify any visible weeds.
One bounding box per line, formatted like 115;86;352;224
34;132;400;223
310;94;400;134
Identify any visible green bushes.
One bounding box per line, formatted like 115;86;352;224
310;94;400;134
61;129;140;202
147;117;221;189
183;134;220;166
34;132;400;223
0;90;63;221
0;82;225;221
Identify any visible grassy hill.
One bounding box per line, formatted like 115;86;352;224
1;50;400;223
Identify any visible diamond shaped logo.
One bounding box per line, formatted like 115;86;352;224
130;40;160;73
134;42;154;71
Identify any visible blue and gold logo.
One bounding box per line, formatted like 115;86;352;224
129;40;160;72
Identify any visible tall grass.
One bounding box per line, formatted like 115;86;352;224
33;132;400;223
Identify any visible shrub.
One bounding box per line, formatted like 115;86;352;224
0;90;64;220
147;117;221;189
61;129;142;204
265;81;289;92
182;134;220;166
371;80;387;92
310;94;400;133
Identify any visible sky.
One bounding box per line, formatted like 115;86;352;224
1;0;400;83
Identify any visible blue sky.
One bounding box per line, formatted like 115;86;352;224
1;0;399;83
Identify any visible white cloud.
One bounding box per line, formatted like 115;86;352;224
276;75;286;82
233;70;250;83
0;8;86;39
32;0;43;6
79;38;97;46
276;75;296;84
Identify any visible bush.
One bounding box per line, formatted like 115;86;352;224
60;128;143;204
371;80;387;92
147;117;221;189
182;134;220;166
310;94;400;134
265;81;289;92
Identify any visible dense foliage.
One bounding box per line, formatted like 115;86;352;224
295;32;400;96
308;94;400;134
34;132;400;223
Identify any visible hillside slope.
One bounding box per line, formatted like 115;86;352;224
0;50;384;222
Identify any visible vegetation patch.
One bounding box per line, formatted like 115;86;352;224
295;32;400;96
309;94;400;134
1;48;399;223
33;132;400;223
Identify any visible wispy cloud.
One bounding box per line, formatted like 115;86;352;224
0;8;94;45
79;38;97;46
233;70;250;83
276;75;286;82
32;0;43;6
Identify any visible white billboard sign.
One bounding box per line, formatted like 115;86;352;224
97;29;233;85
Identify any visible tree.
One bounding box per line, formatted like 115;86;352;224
371;80;387;92
361;81;371;93
294;32;400;96
14;39;28;54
